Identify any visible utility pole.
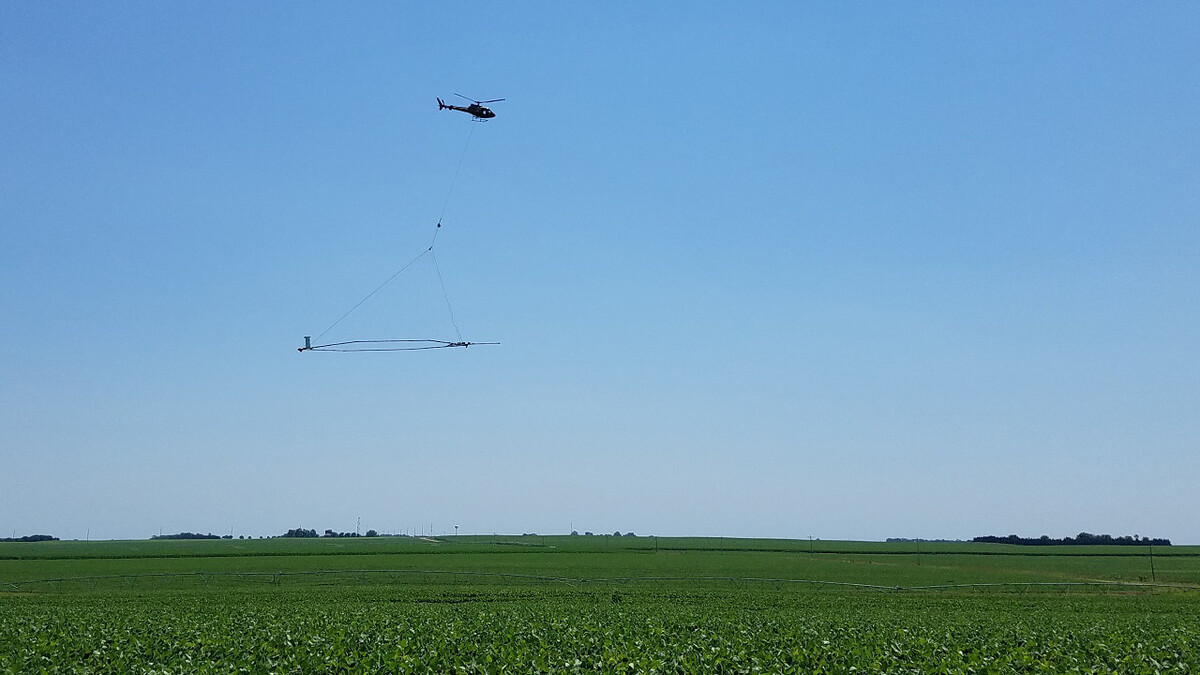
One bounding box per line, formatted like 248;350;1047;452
356;517;360;537
1149;540;1156;582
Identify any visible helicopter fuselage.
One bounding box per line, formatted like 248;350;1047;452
439;95;499;118
438;97;498;119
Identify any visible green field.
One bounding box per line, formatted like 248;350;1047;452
3;536;1199;672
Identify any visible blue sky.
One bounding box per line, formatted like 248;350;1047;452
3;3;1198;542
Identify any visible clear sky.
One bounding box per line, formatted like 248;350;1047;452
3;3;1198;543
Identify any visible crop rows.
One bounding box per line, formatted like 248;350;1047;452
3;588;1196;673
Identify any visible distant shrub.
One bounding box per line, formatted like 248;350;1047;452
0;534;58;543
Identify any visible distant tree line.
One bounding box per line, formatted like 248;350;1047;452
150;532;222;540
322;529;378;538
278;528;379;538
0;534;58;543
973;532;1170;546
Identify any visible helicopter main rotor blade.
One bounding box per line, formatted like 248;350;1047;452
453;93;504;104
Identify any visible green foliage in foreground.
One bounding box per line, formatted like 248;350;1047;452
2;537;1198;673
2;587;1197;673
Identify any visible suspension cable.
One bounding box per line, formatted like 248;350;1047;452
310;247;432;344
437;121;475;227
430;248;463;342
300;120;492;353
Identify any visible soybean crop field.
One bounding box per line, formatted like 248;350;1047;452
2;536;1198;673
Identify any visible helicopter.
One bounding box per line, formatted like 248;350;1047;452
438;93;505;120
